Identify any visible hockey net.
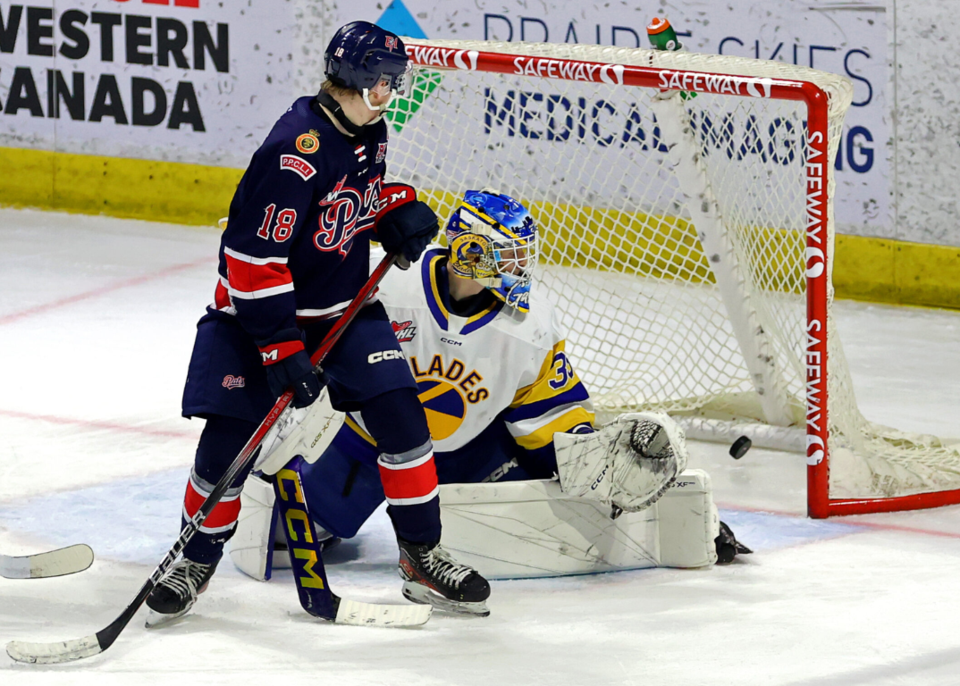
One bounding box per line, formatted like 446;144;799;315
387;38;960;517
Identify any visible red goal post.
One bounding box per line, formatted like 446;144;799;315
392;39;960;518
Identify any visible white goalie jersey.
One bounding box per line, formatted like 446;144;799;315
348;247;595;461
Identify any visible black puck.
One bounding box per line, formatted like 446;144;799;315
730;435;752;459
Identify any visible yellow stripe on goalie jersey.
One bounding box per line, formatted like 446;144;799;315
509;340;581;408
512;406;596;450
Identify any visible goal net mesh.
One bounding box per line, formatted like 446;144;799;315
386;39;960;511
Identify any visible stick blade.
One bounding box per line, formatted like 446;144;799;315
6;634;102;664
334;598;432;627
0;544;94;579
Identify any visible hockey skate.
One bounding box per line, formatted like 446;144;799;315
145;558;218;628
398;538;491;617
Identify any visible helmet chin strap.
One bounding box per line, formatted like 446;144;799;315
316;90;365;137
362;88;396;124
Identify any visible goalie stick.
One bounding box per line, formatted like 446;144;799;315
6;253;428;666
0;544;94;580
271;460;430;627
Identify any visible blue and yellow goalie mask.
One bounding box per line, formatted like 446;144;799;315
445;190;539;312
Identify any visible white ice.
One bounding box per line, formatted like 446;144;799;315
1;208;959;685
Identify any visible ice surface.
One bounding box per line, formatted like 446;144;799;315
1;209;958;685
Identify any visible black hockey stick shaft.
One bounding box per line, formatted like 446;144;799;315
89;253;399;655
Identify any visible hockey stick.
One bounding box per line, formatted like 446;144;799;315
6;252;423;665
0;544;94;579
272;460;430;627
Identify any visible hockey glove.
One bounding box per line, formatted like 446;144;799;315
260;343;323;409
265;350;323;408
375;183;439;268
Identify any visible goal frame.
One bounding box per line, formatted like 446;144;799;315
403;41;960;518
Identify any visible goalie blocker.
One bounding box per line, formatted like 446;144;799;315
232;413;722;579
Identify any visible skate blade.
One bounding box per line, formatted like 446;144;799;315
402;581;490;617
145;606;191;629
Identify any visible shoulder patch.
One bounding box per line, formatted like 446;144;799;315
280;154;317;181
296;132;320;154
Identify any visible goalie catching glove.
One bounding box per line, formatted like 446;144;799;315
554;412;688;513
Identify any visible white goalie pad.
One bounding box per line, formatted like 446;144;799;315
229;473;279;581
555;412;689;512
254;386;345;476
438;470;719;579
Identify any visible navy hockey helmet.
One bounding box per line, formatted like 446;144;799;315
324;21;410;109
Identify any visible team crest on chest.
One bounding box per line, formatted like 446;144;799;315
314;174;381;257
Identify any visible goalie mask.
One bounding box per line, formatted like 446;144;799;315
445;190;539;313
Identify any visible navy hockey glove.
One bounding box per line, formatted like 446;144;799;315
258;332;323;408
264;350;323;408
376;183;439;268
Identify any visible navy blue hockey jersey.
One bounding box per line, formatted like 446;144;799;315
212;95;389;361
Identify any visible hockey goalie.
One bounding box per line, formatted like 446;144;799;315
235;190;750;585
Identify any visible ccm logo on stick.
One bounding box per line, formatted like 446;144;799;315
368;350;404;364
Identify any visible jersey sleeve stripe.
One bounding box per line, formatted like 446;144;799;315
225;254;294;296
507;400;595;435
506;382;590;423
295;297;359;319
223;247;289;265
214;277;234;312
227;282;295;300
510;406;596;450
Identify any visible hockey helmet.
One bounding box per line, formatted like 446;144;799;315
324;21;411;111
445;190;539;313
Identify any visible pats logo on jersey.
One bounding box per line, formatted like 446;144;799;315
392;320;417;342
315;174;381;257
222;375;245;390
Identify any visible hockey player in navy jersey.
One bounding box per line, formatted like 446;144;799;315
145;21;490;626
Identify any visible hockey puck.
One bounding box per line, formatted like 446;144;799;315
729;435;752;459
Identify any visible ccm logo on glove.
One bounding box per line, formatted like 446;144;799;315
368;350;404;364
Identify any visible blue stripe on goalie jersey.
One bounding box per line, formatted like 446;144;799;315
503;381;590;423
419;249;504;335
460;301;503;335
421;250;449;331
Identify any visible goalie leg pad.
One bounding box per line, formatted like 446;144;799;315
555;412;688;512
436;469;718;579
229;472;280;581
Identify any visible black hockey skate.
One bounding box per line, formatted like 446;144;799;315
715;521;753;564
398;538;491;617
145;558;218;627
